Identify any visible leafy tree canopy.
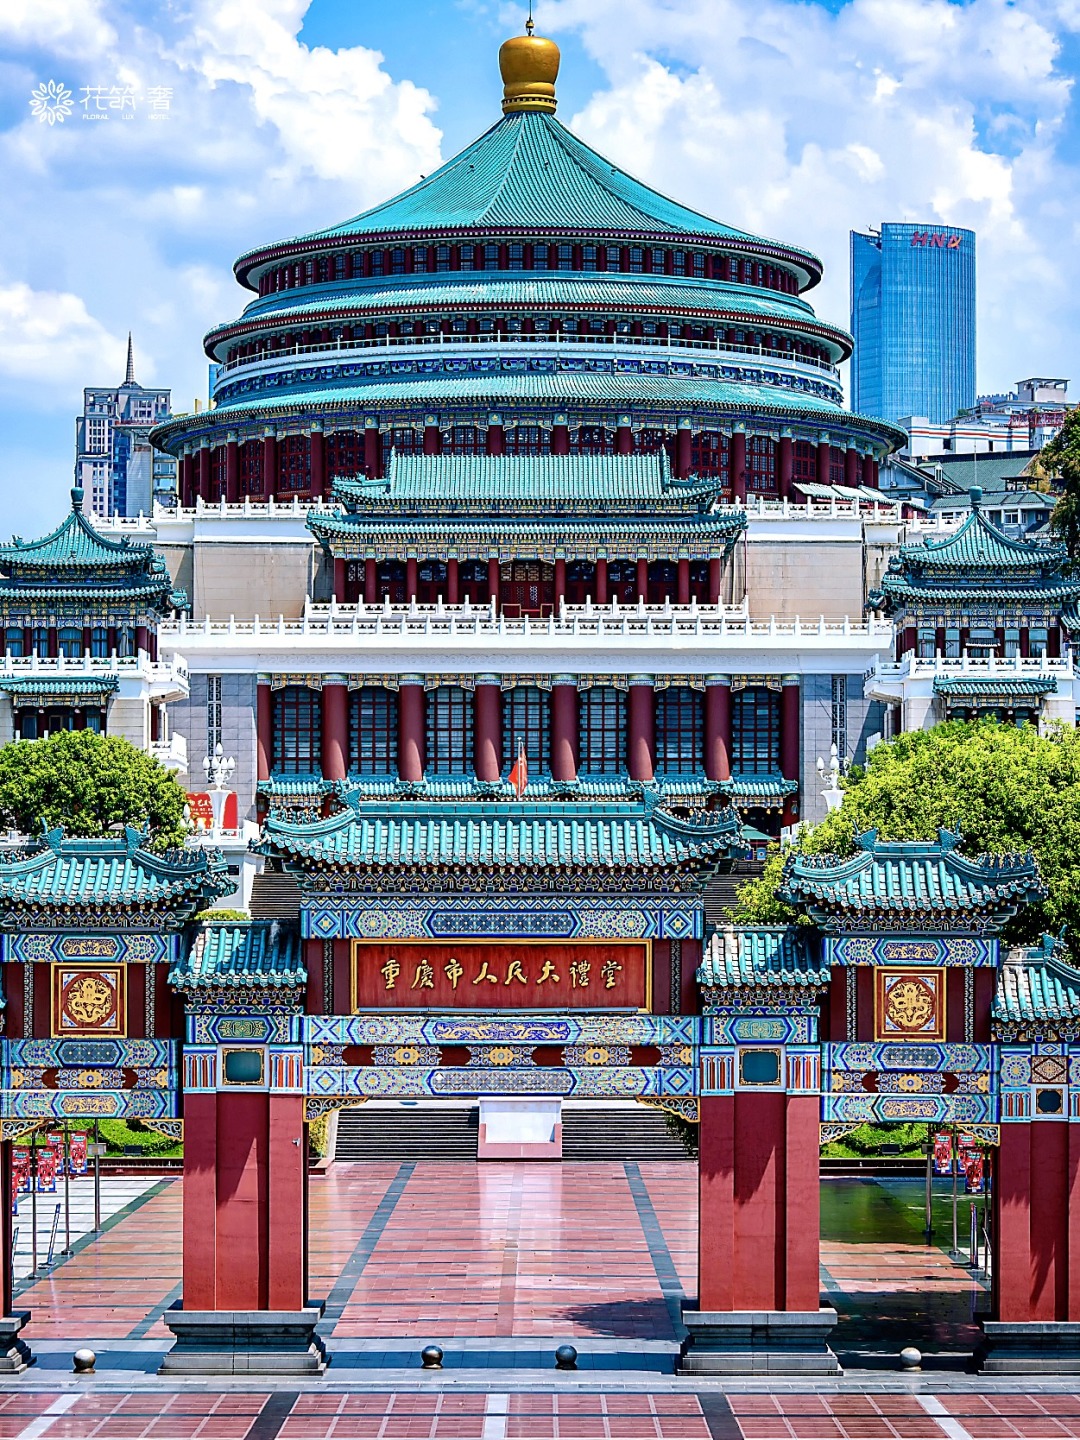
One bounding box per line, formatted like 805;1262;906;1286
727;720;1080;951
0;730;188;849
1043;407;1080;560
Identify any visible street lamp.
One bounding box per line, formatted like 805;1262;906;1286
816;743;847;812
203;742;236;831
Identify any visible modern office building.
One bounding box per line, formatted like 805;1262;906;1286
74;336;176;517
851;223;976;426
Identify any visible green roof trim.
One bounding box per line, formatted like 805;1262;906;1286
779;828;1046;930
933;675;1058;699
994;936;1080;1029
0;676;119;705
242;110;815;264
699;925;828;988
719;771;798;806
170;921;305;991
257;794;744;874
0;827;231;919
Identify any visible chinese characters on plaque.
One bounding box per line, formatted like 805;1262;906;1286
352;942;648;1010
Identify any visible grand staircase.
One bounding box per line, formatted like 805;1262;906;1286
332;1103;692;1162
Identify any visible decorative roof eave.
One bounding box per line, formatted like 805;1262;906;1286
168;921;306;991
204;299;852;362
868;581;1080;611
0;827;232;924
153;394;905;454
0;676;120;708
0;489;161;573
698;925;829;988
933;675;1058;698
778;828;1047;933
234;227;824;293
992;936;1080;1039
307;513;747;553
0;581;185;608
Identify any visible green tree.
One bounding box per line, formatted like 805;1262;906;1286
727;720;1080;949
0;730;188;848
1043;407;1080;560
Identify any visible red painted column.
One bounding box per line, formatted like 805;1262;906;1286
423;421;441;455
550;422;569;455
627;678;655;781
320;680;349;782
487;558;501;609
406;558;418;601
550;680;578;782
994;1121;1080;1325
261;432;276;499
780;675;800;826
636;557;648;602
595;558;609;605
677;559;691;605
181;450;195;507
731;430;747;501
778;434;793;500
135;625;149;656
447;559;460;605
844;446;859;490
554;559;566;609
816;437;831;487
486;416;505;456
225;436;239;504
698;1095;735;1311
364;559;377;604
868;457;879;488
364;422;382;479
197;445;211;502
333;558;346;601
309;426;325;498
708;558;722;604
474;679;502;782
616;421;632;455
181;1091;307;1314
705;677;732;781
397;679;425;783
676;422;693;479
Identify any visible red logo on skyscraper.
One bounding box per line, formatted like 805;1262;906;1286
910;232;963;248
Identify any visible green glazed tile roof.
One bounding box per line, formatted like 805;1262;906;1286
345;450;701;503
207;370;851;420
327;774;724;803
0;677;119;699
0;490;184;611
170;921;305;991
719;771;798;803
994;937;1080;1026
0;827;231;916
933;675;1058;698
234;275;825;331
247;111;812;259
257;795;743;874
310;511;745;554
869;494;1077;614
779;828;1046;927
699;926;828;987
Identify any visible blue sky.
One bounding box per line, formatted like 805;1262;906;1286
1;0;1078;534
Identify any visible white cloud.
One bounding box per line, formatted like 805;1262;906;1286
0;0;116;58
0;280;125;390
539;0;1079;392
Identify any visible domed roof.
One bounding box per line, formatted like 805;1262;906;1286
235;110;820;287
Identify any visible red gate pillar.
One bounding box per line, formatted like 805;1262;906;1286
980;1115;1080;1371
682;1059;836;1373
163;1055;324;1373
0;1140;32;1371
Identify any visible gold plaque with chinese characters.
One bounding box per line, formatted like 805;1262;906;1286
874;967;944;1041
52;965;125;1037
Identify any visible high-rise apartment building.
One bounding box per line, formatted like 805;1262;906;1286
75;335;176;516
850;223;976;425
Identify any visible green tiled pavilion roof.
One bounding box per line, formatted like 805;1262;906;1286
0;676;119;708
699;926;828;987
257;794;743;875
994;936;1080;1033
933;675;1058;699
0;827;231;920
779;828;1046;930
0;489;185;612
239;111;815;265
170;921;305;991
719;772;798;807
869;491;1078;615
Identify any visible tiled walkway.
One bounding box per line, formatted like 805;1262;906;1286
11;1166;987;1359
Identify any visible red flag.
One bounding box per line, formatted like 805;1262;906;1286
508;742;528;798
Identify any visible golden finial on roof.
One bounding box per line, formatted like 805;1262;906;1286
500;11;559;115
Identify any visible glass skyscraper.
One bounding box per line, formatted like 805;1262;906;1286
850;223;976;425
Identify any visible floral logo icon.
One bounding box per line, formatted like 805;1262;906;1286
29;80;74;125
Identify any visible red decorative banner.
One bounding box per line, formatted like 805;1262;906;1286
186;791;238;831
352;941;649;1011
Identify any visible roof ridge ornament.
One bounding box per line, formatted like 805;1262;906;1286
500;18;560;114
